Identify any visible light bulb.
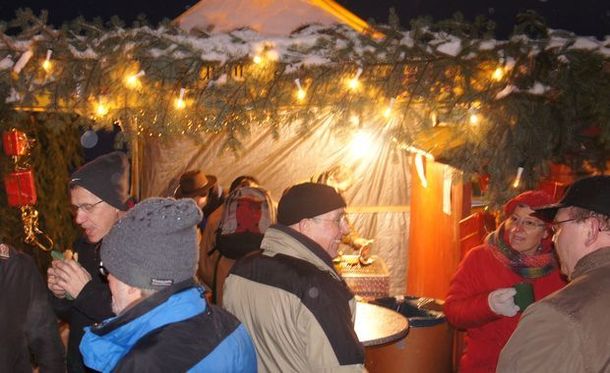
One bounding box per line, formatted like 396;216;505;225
96;102;109;117
296;89;306;101
124;70;145;89
42;59;52;72
346;68;363;91
294;79;306;101
469;114;479;125
347;78;360;91
42;50;53;72
383;98;396;118
492;67;504;81
174;88;186;110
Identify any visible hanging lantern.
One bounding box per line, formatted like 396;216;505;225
2;129;29;156
4;170;38;207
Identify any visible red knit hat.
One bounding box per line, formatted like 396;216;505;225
504;190;553;218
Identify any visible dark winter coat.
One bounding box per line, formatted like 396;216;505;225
50;237;113;372
0;243;65;372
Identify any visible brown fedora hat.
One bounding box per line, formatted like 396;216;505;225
174;170;217;199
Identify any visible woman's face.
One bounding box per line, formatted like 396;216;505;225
505;205;549;255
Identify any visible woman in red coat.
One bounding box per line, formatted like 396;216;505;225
445;191;567;372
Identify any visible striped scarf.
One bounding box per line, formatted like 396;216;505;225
487;222;557;279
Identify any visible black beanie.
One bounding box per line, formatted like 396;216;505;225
277;182;346;226
101;197;202;290
69;151;130;211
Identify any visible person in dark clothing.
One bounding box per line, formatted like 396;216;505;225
174;169;224;231
0;243;65;372
47;151;131;372
79;198;257;372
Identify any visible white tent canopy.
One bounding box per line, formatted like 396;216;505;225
141;115;411;294
141;0;411;294
175;0;374;36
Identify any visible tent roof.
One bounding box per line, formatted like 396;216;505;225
174;0;375;36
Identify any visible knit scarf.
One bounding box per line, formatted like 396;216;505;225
487;222;557;279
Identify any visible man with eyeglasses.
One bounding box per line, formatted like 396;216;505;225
498;175;610;372
47;151;131;372
223;182;365;372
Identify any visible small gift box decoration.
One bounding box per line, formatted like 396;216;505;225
4;170;37;207
2;129;29;156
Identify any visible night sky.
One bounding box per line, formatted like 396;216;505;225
0;0;608;38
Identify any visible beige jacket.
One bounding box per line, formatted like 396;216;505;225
223;225;365;373
497;246;610;373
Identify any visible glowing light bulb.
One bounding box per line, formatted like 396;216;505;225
95;98;109;117
297;89;306;101
492;67;504;81
174;88;186;110
294;79;306;101
253;55;263;65
347;78;360;90
349;129;378;161
42;60;52;72
469;113;480;125
383;98;396;118
42;50;53;72
124;70;145;89
512;166;524;188
346;68;363;91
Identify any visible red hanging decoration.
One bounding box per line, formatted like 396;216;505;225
2;129;29;156
2;128;53;252
4;170;38;207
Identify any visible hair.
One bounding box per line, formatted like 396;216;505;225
229;175;259;193
202;183;224;217
567;207;610;232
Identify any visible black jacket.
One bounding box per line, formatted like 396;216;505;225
0;243;65;372
50;237;113;372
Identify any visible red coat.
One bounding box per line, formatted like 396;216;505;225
445;244;566;372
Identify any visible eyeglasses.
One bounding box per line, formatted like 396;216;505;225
312;214;348;226
507;215;545;231
551;218;578;233
71;200;103;215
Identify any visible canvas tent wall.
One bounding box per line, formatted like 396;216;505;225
175;0;374;36
140;115;412;295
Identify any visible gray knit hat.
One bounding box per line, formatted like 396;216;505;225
277;182;346;226
100;197;202;290
69;151;130;211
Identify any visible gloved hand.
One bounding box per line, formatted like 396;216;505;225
488;288;519;317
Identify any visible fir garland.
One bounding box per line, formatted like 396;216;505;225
0;11;609;254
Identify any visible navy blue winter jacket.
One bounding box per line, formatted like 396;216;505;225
80;280;257;372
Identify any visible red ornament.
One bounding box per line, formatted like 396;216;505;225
478;172;490;193
2;129;29;156
4;170;37;207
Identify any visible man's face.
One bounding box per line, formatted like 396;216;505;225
303;208;349;258
552;207;583;277
193;194;208;209
70;186;120;243
108;274;137;315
